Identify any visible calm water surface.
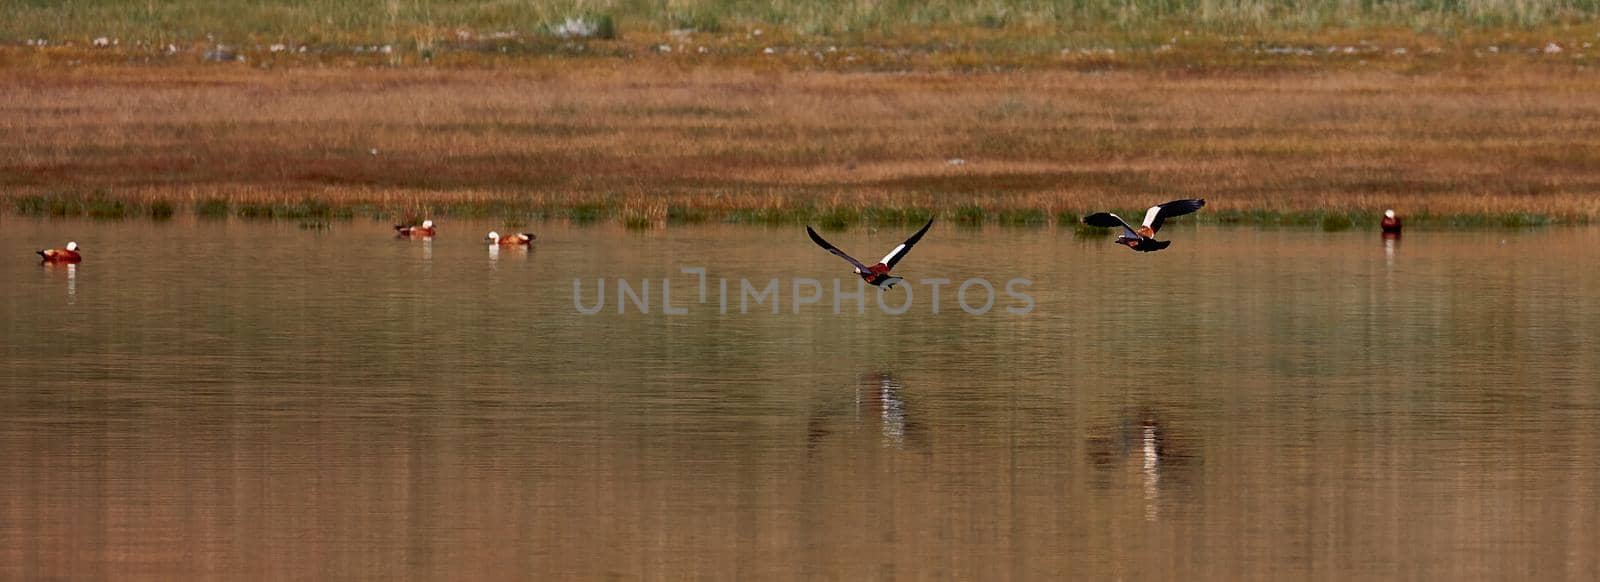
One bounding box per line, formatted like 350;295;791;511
3;217;1599;580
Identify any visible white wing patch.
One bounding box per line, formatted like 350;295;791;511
879;244;907;266
1142;205;1163;228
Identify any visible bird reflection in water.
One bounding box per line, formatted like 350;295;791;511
807;372;923;452
862;372;909;448
487;242;530;265
1383;232;1400;268
41;261;78;304
1086;409;1194;522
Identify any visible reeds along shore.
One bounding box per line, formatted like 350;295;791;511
7;191;1587;231
4;21;1600;229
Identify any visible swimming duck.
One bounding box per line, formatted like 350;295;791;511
394;220;436;238
1083;199;1206;252
485;231;536;246
806;219;933;289
37;242;82;263
1381;209;1403;235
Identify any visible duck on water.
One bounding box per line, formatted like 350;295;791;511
37;242;82;263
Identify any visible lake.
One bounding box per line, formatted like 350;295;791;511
3;217;1599;580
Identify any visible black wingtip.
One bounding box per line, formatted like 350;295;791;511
906;217;935;241
1082;212;1122;228
36;250;46;258
805;225;829;248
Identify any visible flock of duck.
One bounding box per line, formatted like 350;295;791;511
34;198;1406;271
36;220;538;264
391;220;538;246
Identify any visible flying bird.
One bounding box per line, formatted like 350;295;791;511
37;241;82;263
806;219;933;289
486;231;536;246
394;220;436;238
1083;199;1206;252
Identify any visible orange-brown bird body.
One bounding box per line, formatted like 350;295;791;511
37;242;82;263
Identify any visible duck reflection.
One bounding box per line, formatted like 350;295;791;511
1383;232;1400;267
487;243;530;264
1086;409;1195;521
807;372;923;452
41;261;78;303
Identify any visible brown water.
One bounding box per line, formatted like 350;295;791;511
3;217;1600;580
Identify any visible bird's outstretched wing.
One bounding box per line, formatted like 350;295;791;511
807;226;872;272
879;219;934;268
1083;212;1140;239
1144;199;1205;233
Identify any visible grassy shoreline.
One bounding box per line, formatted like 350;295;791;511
6;191;1583;231
6;25;1598;74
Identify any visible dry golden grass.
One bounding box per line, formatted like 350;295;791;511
4;57;1600;225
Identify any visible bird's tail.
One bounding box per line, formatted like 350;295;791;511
522;233;537;241
36;250;47;258
393;224;406;231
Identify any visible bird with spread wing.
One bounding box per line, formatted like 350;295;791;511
806;219;934;289
1082;199;1206;252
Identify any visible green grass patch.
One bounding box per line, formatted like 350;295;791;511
667;205;710;224
196;198;231;218
862;206;935;226
85;198;129;219
666;9;722;33
565;202;607;223
725;207;812;225
815;207;859;230
1055;211;1080;226
1320;212;1354;232
594;14;618;40
270;199;334;220
951;204;987;225
13;195;49;216
147;200;177;220
1500;213;1554;228
235;203;276;219
997;208;1048;227
623;210;655;229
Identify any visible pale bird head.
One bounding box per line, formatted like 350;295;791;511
66;242;79;251
486;231;500;241
1384;209;1396;219
422;220;434;228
